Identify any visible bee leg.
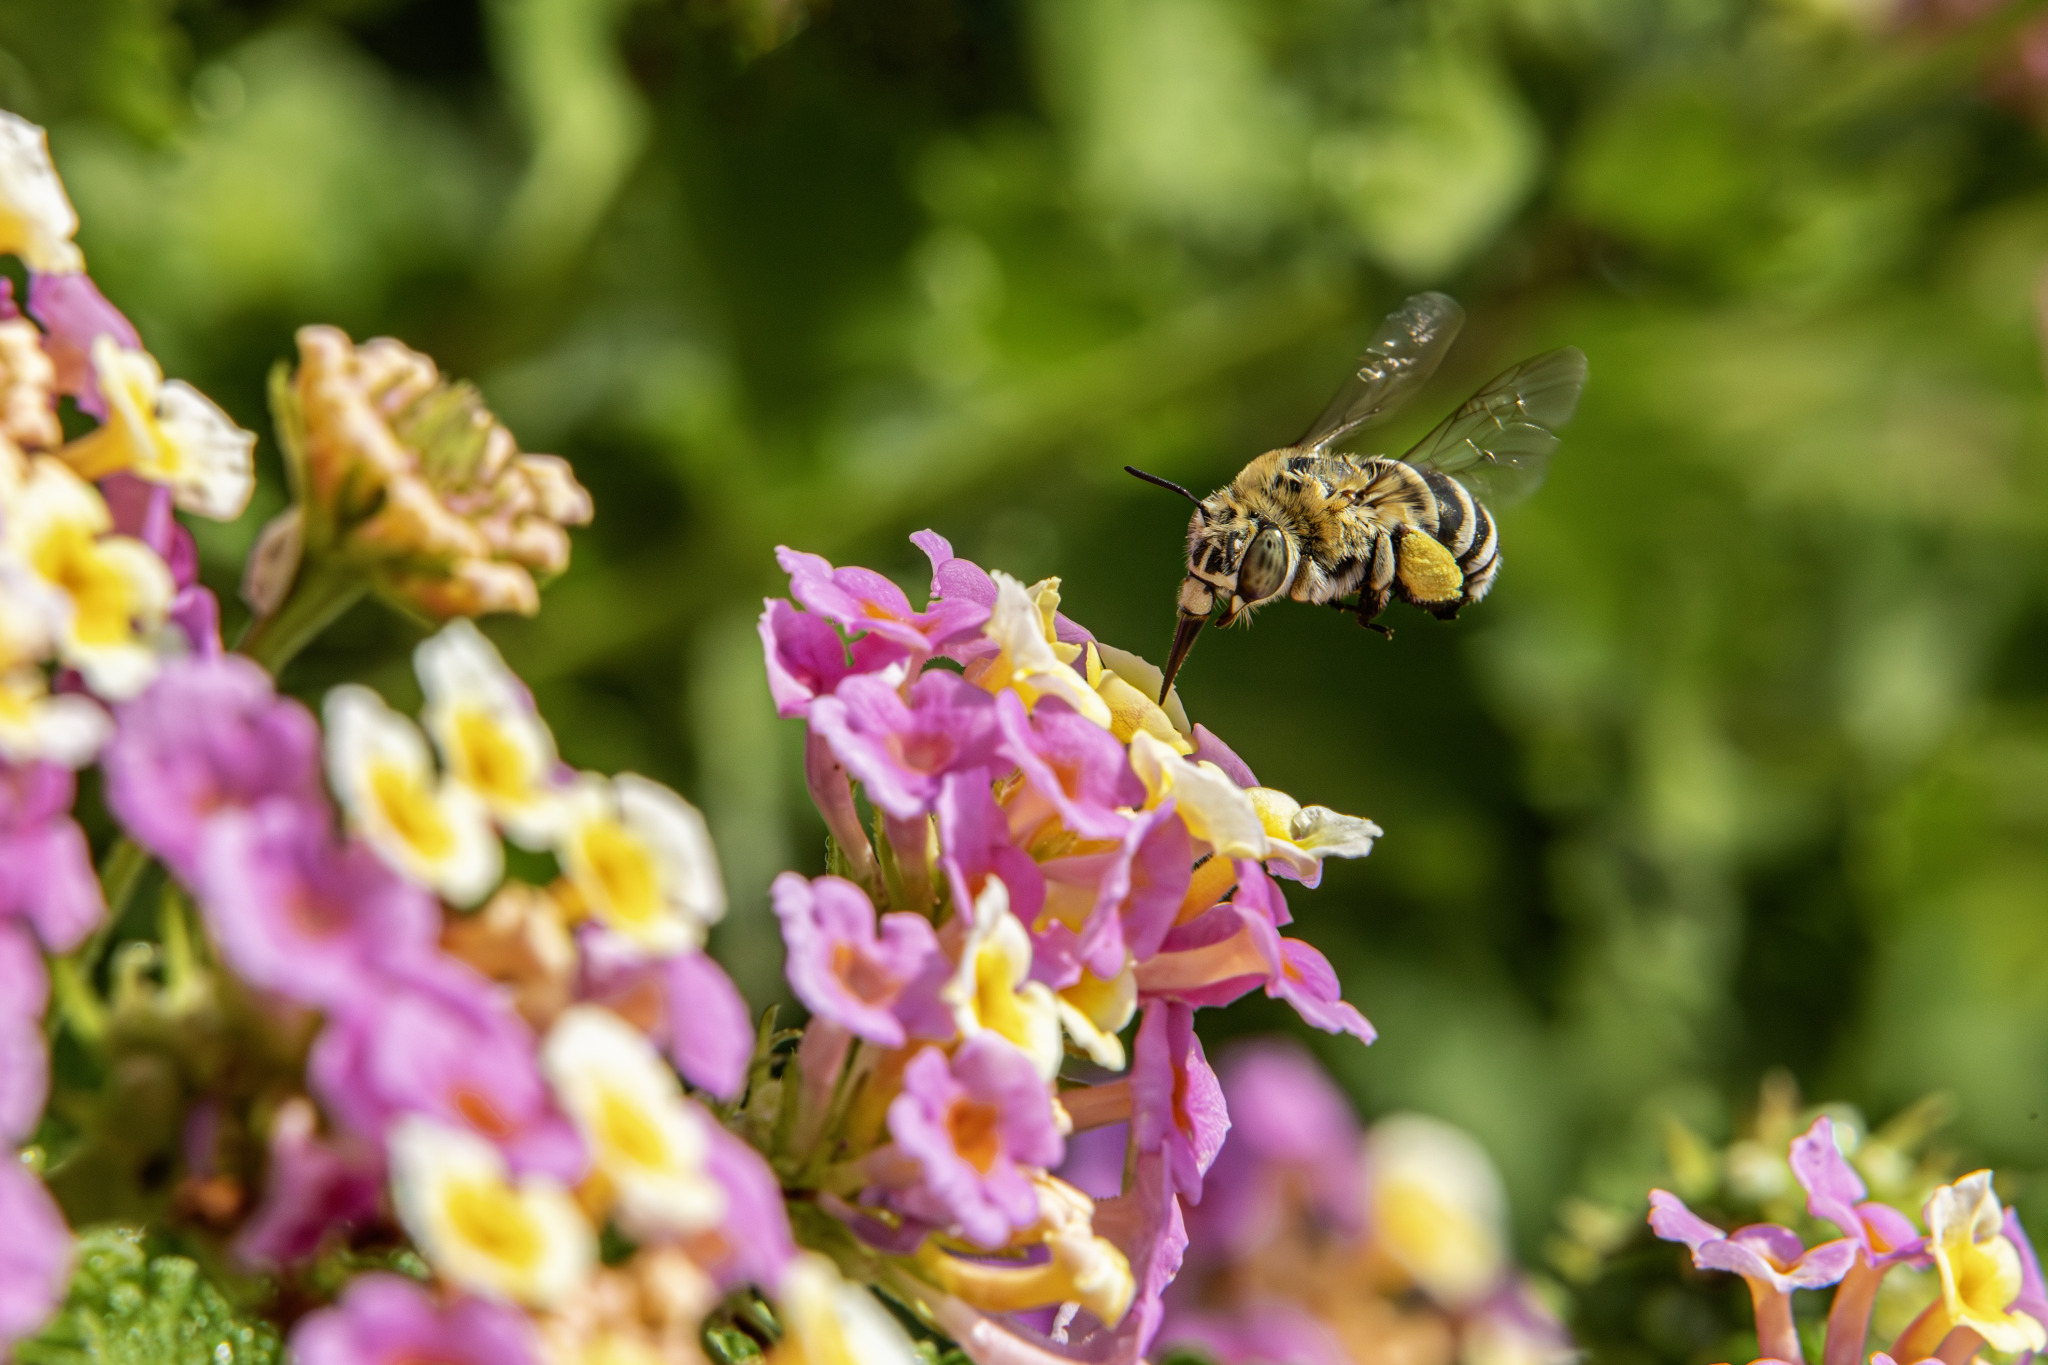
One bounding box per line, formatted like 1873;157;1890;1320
1330;595;1394;638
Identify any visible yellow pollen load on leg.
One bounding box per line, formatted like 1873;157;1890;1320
1396;532;1463;605
454;706;531;804
370;761;458;859
946;1097;1003;1174
444;1177;547;1271
581;820;661;929
34;527;132;646
595;1088;671;1172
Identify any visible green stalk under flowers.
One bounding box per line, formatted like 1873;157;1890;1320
236;556;370;677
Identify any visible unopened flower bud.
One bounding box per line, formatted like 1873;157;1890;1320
270;326;593;621
0;317;58;452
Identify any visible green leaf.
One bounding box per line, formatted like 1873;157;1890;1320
14;1227;281;1365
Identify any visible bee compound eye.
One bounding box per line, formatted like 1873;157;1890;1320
1237;527;1289;603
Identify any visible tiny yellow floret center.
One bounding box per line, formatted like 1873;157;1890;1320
444;1177;545;1270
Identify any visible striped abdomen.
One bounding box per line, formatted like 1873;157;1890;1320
1416;468;1500;615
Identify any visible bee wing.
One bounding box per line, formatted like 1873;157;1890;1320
1299;292;1467;453
1399;346;1587;506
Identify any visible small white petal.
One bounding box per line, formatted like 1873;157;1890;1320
388;1117;594;1309
324;684;503;904
0;112;82;273
540;1006;725;1239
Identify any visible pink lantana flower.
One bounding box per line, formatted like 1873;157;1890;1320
104;655;324;883
808;670;1000;820
1648;1188;1858;1364
661;948;756;1101
0;1154;72;1352
1036;801;1191;986
0;921;48;1143
1131;1003;1229;1203
992;691;1146;844
772;872;951;1047
778;545;989;660
886;1035;1065;1249
311;955;586;1181
910;529;1092;663
196;800;440;1010
758;597;907;719
1135;868;1375;1044
289;1273;540;1365
0;758;102;953
1790;1116;1927;1269
233;1097;385;1271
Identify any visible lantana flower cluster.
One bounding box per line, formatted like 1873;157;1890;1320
1648;1118;2047;1365
0;102;1518;1365
1151;1040;1572;1365
749;532;1385;1362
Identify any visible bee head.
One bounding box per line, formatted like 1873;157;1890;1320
1184;500;1297;627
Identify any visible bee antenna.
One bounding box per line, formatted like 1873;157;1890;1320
1124;465;1202;506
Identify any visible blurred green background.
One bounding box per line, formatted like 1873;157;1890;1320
9;0;2048;1357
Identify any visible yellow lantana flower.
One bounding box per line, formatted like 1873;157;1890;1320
553;773;724;954
60;338;256;520
1926;1171;2048;1355
540;1006;726;1239
416;619;566;847
324;684;503;905
1055;961;1137;1071
943;877;1064;1082
968;573;1113;728
771;1254;920;1365
1126;731;1267;859
3;455;172;700
1366;1114;1508;1309
1245;786;1383;881
389;1116;595;1309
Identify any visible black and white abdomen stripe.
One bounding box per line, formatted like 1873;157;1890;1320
1418;468;1500;607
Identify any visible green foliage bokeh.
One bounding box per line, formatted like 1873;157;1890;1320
8;1;2048;1359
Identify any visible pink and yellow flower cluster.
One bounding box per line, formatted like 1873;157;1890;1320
0;102;1509;1365
754;532;1384;1362
1649;1117;2047;1365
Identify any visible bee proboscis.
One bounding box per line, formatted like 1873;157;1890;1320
1130;292;1587;699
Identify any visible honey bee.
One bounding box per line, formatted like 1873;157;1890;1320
1129;292;1587;698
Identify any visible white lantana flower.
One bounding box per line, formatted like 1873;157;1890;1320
416;620;565;846
0;567;107;766
0;112;82;273
1366;1114;1509;1309
1087;640;1194;755
3;456;172;700
1926;1170;2048;1355
1126;730;1268;859
942;877;1064;1082
1056;961;1137;1071
774;1254;920;1365
540;1006;726;1240
969;572;1113;728
323;684;502;905
59;338;256;520
1246;787;1383;883
389;1116;594;1309
553;773;724;955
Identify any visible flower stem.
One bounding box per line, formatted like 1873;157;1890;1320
1749;1280;1803;1365
1893;1302;1956;1363
1934;1326;1986;1365
237;556;368;676
1823;1257;1885;1365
